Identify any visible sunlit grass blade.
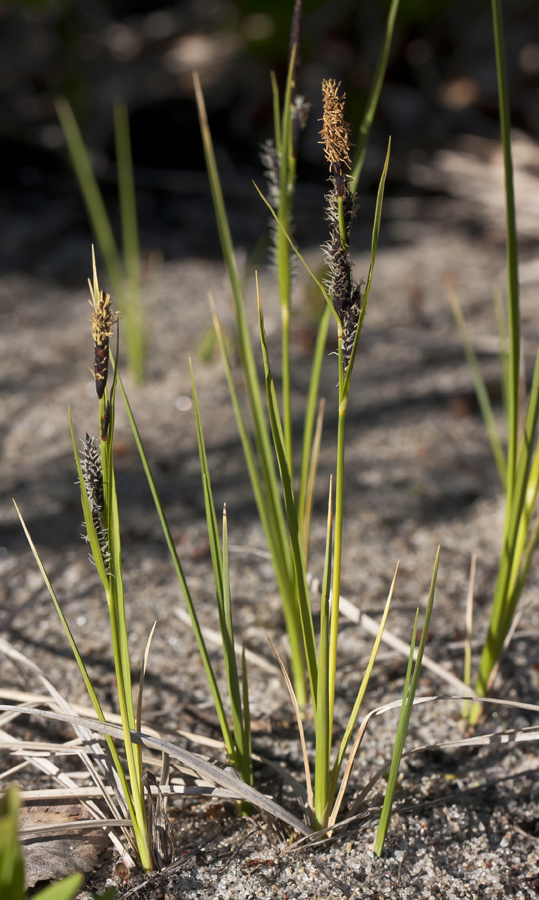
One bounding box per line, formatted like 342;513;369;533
114;102;145;381
241;647;252;789
13;508;103;723
56;99;123;292
474;343;539;703
0;786;25;899
276;42;298;472
493;286;509;416
449;291;506;488
462;554;476;719
95;407;150;869
350;0;401;191
194;72;279;477
258;283;318;703
253;182;335;319
300;397;325;565
328;564;398;827
12;501;139;842
116;367;234;758
343;138;391;400
195;73;309;702
190;361;224;610
208;298;290;590
57;99;145;383
313;477;333;829
222;505;252;787
269;639;313;819
0;785;84;900
33;874;85;900
492;0;520;514
208;295;307;704
136;622;157;770
298;307;330;542
373;547;439;856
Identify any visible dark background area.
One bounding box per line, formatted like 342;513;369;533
1;0;539;280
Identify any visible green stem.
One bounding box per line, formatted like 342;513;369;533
107;584;152;870
472;0;521;715
328;336;346;722
493;0;520;507
313;478;333;829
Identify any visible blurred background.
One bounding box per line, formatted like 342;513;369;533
1;0;538;280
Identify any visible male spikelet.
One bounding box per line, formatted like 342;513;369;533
88;287;117;399
320;79;362;375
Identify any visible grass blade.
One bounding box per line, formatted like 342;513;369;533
136;622;157;769
300;397;325;565
258;283;318;703
313;477;333;829
114;102;145;381
350;0;401;191
328;564;398;826
208;295;307;704
222;503;250;782
373;548;439;856
491;0;520;511
190;362;224;609
269;640;313;819
116;368;234;757
253;182;335;319
298;307;330;539
12;502;138;831
343;138;391;399
56;99;123;293
449;291;506;488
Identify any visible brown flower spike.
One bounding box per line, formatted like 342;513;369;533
320;79;361;376
89;289;117;399
320;79;352;177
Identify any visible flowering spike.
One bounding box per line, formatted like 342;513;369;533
80;434;110;570
320;80;352;176
89;289;118;399
320;79;362;376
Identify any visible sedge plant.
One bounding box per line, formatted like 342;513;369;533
114;0;432;840
15;257;154;870
253;82;439;835
450;0;539;722
195;0;402;708
116;364;254;795
191;0;438;836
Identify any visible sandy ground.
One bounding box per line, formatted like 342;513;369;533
2;179;539;898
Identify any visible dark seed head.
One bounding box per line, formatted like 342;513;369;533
80;434;110;570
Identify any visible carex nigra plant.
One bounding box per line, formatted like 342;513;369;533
16;256;154;870
449;0;539;724
255;76;436;837
117;0;435;844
